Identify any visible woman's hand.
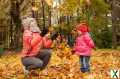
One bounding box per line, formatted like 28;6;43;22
45;33;51;39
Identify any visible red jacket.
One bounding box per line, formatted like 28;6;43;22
73;33;95;56
43;37;52;48
21;30;52;57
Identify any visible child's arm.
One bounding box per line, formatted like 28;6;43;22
71;41;77;54
84;34;95;48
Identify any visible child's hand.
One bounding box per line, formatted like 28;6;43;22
93;47;97;51
71;49;75;55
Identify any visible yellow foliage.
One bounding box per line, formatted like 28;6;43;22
45;0;53;6
0;48;120;79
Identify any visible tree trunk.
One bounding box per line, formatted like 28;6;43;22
111;0;117;49
48;6;51;27
41;0;46;29
10;0;22;50
9;18;14;49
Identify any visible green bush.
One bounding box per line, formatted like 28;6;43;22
0;48;4;56
92;26;112;48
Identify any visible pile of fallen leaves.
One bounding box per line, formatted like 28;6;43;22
0;48;120;79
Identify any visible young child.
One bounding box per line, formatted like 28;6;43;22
72;23;95;73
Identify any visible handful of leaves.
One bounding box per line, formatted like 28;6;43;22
40;27;59;41
51;32;59;40
40;28;49;37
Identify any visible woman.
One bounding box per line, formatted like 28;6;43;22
21;17;53;75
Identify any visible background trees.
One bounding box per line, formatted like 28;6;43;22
0;0;120;49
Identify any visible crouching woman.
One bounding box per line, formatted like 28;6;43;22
21;17;53;75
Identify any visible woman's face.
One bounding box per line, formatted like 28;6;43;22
24;26;30;30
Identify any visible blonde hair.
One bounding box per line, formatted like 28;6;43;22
22;17;41;33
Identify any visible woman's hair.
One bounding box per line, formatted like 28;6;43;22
40;28;49;37
21;17;31;30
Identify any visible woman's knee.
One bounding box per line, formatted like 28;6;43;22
34;60;43;68
42;49;52;56
47;51;51;56
46;49;52;56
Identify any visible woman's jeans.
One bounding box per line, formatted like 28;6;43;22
80;56;90;73
21;49;52;70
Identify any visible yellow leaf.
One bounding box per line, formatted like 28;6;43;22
45;0;53;6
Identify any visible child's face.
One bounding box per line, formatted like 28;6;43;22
77;30;82;35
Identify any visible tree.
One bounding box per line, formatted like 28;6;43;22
0;0;11;48
54;0;111;48
111;0;120;48
10;0;21;49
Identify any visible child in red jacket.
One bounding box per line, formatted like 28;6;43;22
72;22;95;73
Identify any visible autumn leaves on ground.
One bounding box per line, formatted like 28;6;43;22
0;48;120;79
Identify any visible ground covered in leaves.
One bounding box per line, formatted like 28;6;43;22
0;48;120;79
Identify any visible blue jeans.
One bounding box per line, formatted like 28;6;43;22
80;56;90;73
21;49;52;70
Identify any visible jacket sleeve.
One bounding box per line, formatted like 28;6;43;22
22;35;32;54
73;41;86;52
31;35;42;48
43;37;53;48
72;39;81;52
84;34;95;48
22;30;32;49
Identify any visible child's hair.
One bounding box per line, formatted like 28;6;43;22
77;22;90;33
